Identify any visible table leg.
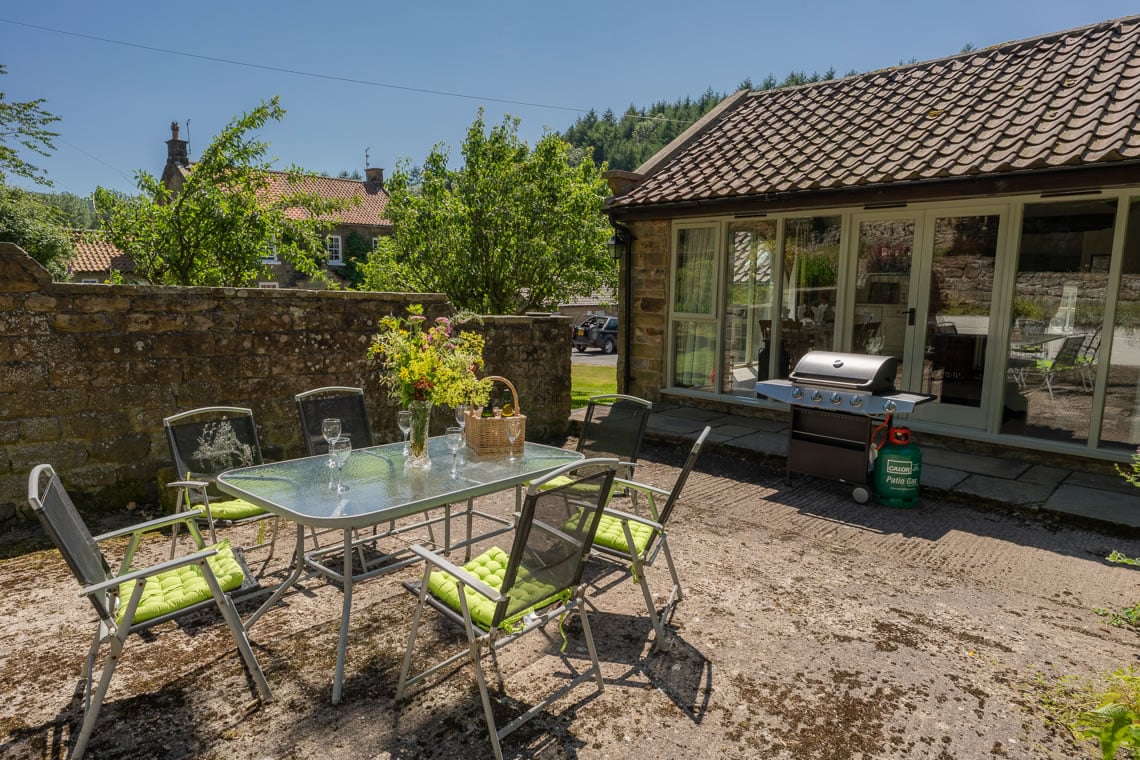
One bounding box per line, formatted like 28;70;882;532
465;497;474;562
332;527;353;704
245;527;306;630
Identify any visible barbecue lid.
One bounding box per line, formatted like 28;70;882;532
788;351;899;393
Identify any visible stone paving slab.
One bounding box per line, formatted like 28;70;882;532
1064;469;1140;497
1045;484;1140;528
658;406;728;422
722;430;789;456
1019;464;1070;487
921;447;1032;479
950;474;1055;506
920;464;970;491
646;415;709;437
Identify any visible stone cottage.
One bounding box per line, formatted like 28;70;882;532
605;15;1140;466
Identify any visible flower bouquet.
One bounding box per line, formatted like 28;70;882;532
368;304;492;467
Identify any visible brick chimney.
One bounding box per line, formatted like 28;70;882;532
364;167;384;187
166;121;189;168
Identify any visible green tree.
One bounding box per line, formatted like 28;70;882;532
0;64;60;186
94;97;354;287
0;184;73;278
31;190;98;228
370;111;614;314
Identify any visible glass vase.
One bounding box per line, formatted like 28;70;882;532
406;400;432;470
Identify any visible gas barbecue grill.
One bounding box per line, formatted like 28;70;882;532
755;351;933;503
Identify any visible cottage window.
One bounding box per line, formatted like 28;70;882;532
670;224;720;390
326;235;343;265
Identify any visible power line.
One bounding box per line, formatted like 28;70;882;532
0;17;592;114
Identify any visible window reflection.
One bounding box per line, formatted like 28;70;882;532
722;220;778;395
1099;198;1140;451
779;216;841;372
1002;199;1116;444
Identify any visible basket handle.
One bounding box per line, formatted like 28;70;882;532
476;375;521;414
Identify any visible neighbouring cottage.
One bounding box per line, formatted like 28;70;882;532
605;15;1140;465
68;230;134;283
161;121;392;288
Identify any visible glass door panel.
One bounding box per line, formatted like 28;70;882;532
778;216;841;371
1000;199;1116;444
919;215;1000;419
1098;198;1140;452
722;220;778;396
855;218;915;388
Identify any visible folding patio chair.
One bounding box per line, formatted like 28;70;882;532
295;386;375;455
594;426;709;652
578;393;653;467
1031;334;1091;400
164;406;280;555
27;464;273;760
396;459;618;760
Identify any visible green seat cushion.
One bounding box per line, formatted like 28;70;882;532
592;513;655;556
205;497;266;521
118;539;246;625
427;546;563;631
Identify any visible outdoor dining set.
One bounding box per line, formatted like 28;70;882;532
26;387;711;760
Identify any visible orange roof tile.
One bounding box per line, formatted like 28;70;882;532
69;231;133;273
260;172;391;227
611;16;1140;210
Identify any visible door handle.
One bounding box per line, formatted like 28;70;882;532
907;307;916;326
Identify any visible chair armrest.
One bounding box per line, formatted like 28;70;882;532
409;544;503;603
602;507;664;532
167;479;210;490
81;546;220;597
92;509;206;543
611;478;669;500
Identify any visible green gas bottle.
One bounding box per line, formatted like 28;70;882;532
874;427;922;508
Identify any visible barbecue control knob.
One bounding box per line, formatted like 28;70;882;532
810;390;823;403
830;392;843;405
850;395;863;408
791;387;804;400
884;399;897;413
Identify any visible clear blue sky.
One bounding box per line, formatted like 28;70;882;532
2;1;1137;197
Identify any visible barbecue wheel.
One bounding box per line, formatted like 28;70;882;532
852;486;871;504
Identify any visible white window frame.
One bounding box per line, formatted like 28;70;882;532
326;235;343;265
372;236;381;251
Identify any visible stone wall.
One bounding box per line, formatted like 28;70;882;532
623;219;670;400
0;244;572;522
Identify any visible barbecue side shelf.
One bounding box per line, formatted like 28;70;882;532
786;407;873;486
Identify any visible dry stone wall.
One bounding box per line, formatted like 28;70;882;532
0;244;571;522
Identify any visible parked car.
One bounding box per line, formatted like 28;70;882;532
572;315;618;354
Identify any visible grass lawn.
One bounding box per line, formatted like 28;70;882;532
571;363;616;408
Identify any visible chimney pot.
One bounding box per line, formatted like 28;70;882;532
365;167;384;187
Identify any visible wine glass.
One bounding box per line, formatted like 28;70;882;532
505;416;523;462
454;404;468;461
397;410;412;454
321;418;341;489
330;436;352;493
446;426;463;476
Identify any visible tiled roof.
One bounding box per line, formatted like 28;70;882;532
261;172;391;227
611;15;1140;209
69;231;133;273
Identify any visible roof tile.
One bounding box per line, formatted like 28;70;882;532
614;15;1140;209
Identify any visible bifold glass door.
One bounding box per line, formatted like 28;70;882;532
851;210;1004;428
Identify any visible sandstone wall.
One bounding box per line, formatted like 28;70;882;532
0;244;571;522
623;219;670;400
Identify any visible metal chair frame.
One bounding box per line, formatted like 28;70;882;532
397;459;618;760
594;426;709;651
27;464;273;760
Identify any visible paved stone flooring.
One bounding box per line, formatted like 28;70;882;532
574;400;1140;530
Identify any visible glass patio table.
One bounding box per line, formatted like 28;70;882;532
217;436;582;703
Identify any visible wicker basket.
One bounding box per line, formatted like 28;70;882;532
465;376;526;455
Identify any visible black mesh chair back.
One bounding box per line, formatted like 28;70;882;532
164;406;264;481
493;461;617;629
655;426;710;528
295;386;375;455
578;394;652;463
28;464;114;622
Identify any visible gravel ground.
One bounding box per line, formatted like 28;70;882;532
3;440;1140;759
